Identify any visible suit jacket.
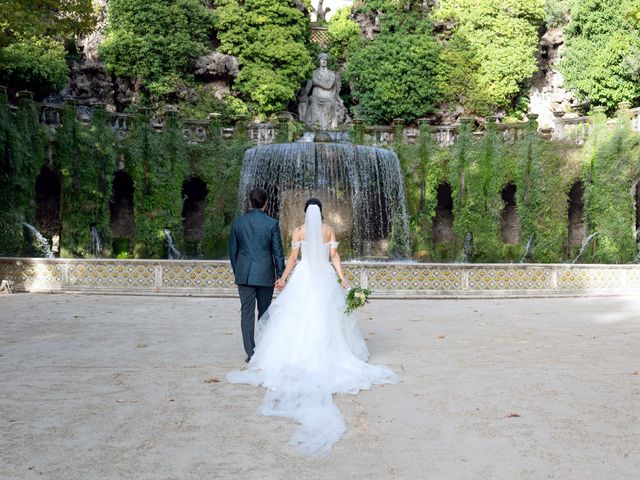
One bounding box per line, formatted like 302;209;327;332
228;209;285;286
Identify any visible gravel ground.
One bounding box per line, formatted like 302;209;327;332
1;293;639;480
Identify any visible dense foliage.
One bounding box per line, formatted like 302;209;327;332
436;0;546;116
0;92;47;255
0;95;248;258
345;2;442;123
560;0;640;113
581;111;640;262
398;119;584;263
0;0;96;96
100;0;215;100
214;0;313;117
56;104;117;257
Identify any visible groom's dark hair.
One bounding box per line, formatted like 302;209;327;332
249;187;268;209
304;197;323;216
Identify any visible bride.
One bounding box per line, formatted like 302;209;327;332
227;198;399;456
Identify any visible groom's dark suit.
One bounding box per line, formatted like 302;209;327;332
229;208;285;358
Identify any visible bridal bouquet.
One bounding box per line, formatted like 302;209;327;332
344;287;372;314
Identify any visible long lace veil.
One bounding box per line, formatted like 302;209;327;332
304;204;325;268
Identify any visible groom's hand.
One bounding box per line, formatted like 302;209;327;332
274;278;285;291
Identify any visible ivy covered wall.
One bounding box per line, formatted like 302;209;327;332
0;90;248;259
397;114;640;264
2;90;640;263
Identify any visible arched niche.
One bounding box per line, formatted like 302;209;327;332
432;183;455;245
109;171;134;255
501;183;520;244
568;180;587;253
182;177;208;256
34;166;61;252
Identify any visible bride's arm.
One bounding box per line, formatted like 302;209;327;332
329;229;349;289
276;227;301;289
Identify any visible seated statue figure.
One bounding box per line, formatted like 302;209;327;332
299;53;345;129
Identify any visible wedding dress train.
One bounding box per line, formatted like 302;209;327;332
227;205;399;456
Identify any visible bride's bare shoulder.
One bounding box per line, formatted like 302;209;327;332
292;225;305;240
322;223;335;241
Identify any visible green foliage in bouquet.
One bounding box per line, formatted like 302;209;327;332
345;287;372;315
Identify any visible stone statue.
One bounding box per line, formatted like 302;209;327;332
299;53;346;129
315;0;330;24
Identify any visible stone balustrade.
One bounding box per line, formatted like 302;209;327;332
2;257;640;299
6;93;640;148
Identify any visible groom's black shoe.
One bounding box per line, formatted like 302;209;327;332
245;355;252;363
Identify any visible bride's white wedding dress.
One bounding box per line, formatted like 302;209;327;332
227;205;399;456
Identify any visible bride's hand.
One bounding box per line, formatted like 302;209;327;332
275;278;286;291
340;277;349;289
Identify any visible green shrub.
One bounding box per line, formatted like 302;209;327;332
560;0;640;112
214;0;313;117
100;0;215;101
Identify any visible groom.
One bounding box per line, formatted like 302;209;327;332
228;187;285;362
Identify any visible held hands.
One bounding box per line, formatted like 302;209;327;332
275;277;286;291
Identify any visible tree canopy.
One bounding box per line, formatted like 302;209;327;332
435;0;546;116
0;0;96;95
560;0;640;112
214;0;313;117
344;2;442;123
100;0;215;100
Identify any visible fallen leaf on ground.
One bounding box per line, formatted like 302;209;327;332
630;371;639;376
506;412;521;418
437;335;445;339
223;332;233;335
204;377;221;383
136;343;147;348
165;397;174;402
394;327;402;331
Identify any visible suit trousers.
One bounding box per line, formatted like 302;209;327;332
237;284;274;356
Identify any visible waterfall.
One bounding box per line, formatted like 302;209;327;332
520;235;535;263
163;228;182;260
22;223;55;258
237;142;411;259
89;225;102;257
463;232;473;263
572;232;598;264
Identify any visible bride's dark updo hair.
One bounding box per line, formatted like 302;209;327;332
304;198;323;217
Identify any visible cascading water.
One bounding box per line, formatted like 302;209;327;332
22;223;55;258
238;142;411;259
163;228;182;260
89;225;102;257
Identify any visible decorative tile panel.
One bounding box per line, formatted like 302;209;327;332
626;269;640;288
468;268;551;290
343;265;362;288
556;268;624;290
0;260;64;290
366;265;464;290
162;263;235;289
3;258;640;297
67;262;155;288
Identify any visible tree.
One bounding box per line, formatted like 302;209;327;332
0;0;96;96
0;0;95;48
345;2;442;123
214;0;313;117
100;0;215;100
560;0;640;112
436;0;546;115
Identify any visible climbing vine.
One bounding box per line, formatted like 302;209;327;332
581;112;640;262
56;103;117;257
0;92;46;256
